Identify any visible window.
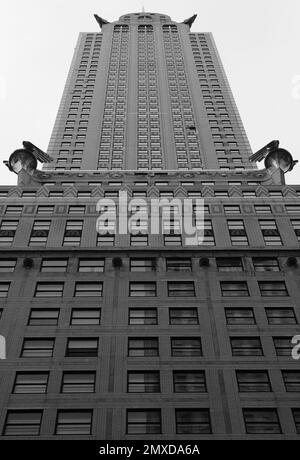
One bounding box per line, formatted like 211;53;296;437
216;257;243;272
220;281;249;297
202;220;215;245
236;371;271;392
282;371;300;392
171;338;202;356
175;409;211;434
130;234;148;246
168;281;195;297
225;308;256;325
37;205;54;215
63;220;83;246
224;205;240;214
228;220;248;245
166;258;192;271
35;282;64;297
78;259;105;272
259;281;288;296
128;338;158;357
3;410;43;436
55;410;93;435
74;282;103;297
28;309;60;326
126;410;161;434
243;409;281;434
255;205;272;215
230;337;263;356
0;282;9;299
266;308;297;325
41;259;68;272
61;372;96;393
164;234;182;245
130;258;155;272
29;221;50;246
70;309;101;325
127;371;160;392
0;220;18;246
129;282;156;297
273;337;292;356
291;220;300;241
0;259;16;272
97;234;115;246
5;205;23;215
252;257;280;272
66;338;98;357
292;409;300;434
286;205;300;214
21;338;55;358
13;372;49;394
169;308;198;325
68;205;85;215
128;309;157;325
259;220;282;245
173;371;206;392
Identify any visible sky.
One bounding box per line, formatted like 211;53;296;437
0;0;299;185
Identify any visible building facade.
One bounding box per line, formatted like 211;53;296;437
0;12;299;439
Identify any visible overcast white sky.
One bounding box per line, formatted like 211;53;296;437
0;0;299;185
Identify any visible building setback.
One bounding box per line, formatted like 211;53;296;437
0;12;299;439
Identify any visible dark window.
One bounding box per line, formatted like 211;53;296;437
127;371;160;392
225;308;256;325
55;410;93;435
259;281;288;296
63;220;83;246
164;234;182;246
61;372;96;393
255;205;272;215
220;281;249;297
97;234;115;246
168;281;195;297
126;409;161;434
265;308;297;325
128;309;157;325
216;257;243;271
230;337;263;356
28;309;60;326
175;409;211;434
130;234;148;246
282;371;300;392
21;338;54;358
252;257;280;272
129;282;156;297
13;372;49;394
70;309;101;325
243;409;281;434
169;308;199;325
273;337;292;356
29;221;50;246
173;371;206;392
3;410;43;436
171;338;202;357
228;220;248;245
236;371;271;392
66;338;98;357
259;220;282;245
128;338;159;357
0;220;18;246
166;258;192;271
292;409;300;433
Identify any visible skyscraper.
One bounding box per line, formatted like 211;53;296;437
0;11;299;440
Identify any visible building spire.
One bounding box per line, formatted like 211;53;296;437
142;6;145;13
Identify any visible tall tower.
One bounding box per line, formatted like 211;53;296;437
45;12;253;172
0;12;299;441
